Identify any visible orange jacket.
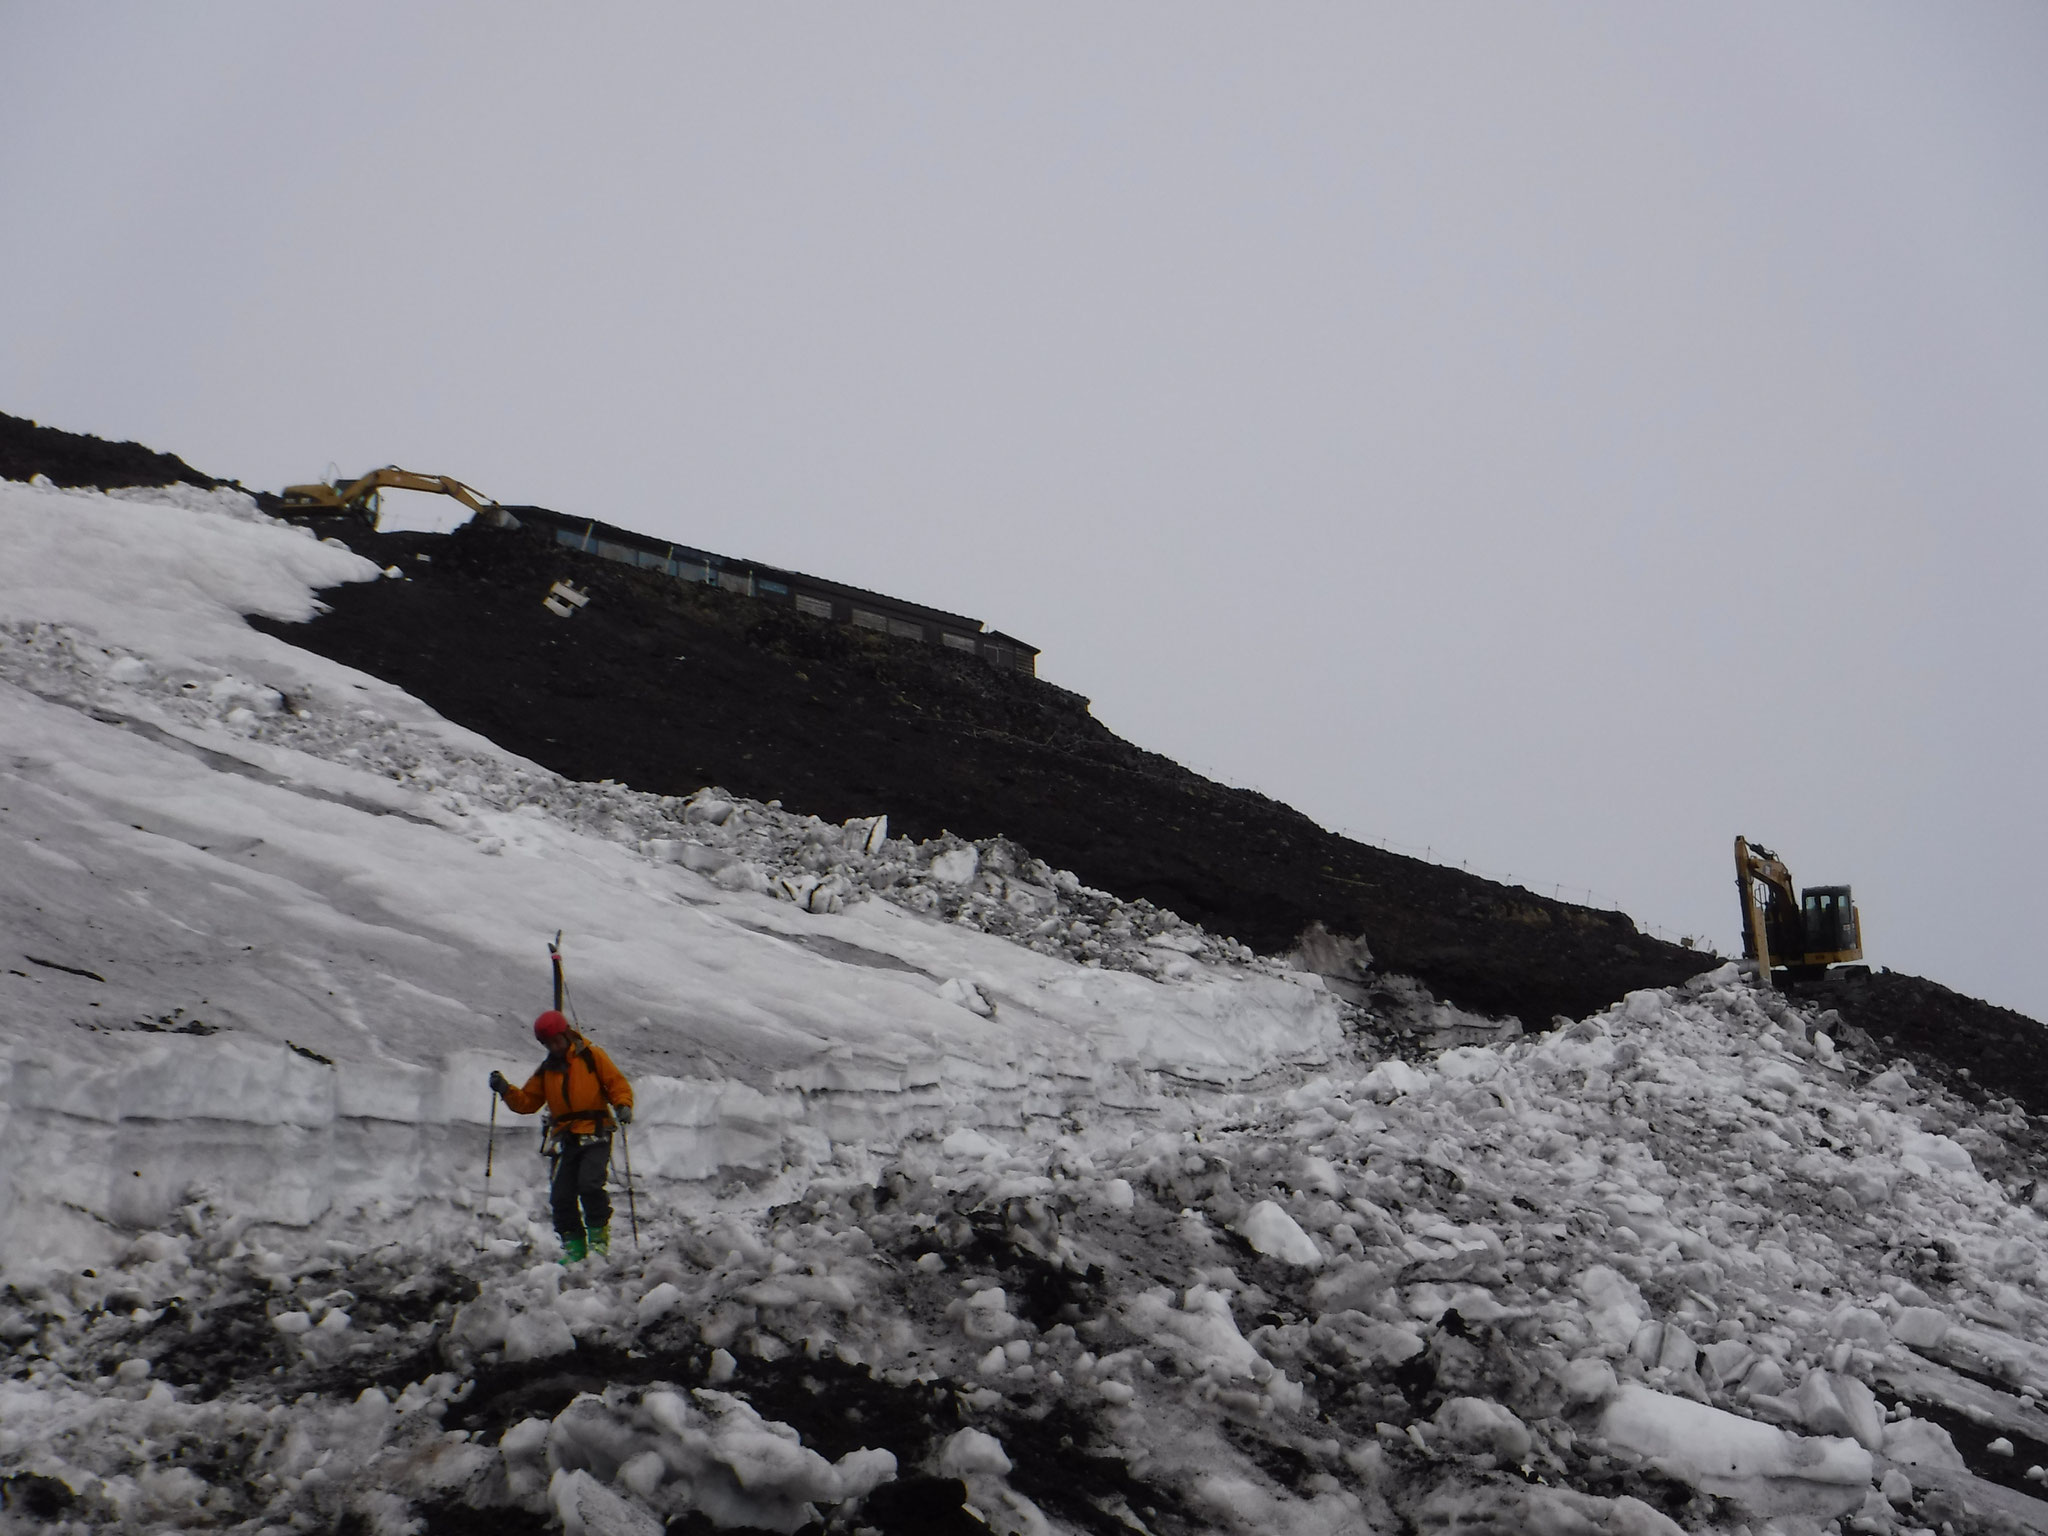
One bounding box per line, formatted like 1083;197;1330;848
502;1033;633;1133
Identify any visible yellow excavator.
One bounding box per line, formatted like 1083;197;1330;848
277;467;502;531
1734;836;1863;986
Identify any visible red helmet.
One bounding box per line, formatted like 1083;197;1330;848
534;1010;571;1044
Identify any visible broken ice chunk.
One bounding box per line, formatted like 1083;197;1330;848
504;1308;576;1362
928;847;979;885
940;1126;1007;1161
1360;1060;1431;1100
1597;1384;1871;1519
1433;1397;1532;1463
939;1427;1013;1478
1881;1417;1965;1471
1892;1307;1950;1349
1236;1200;1322;1267
1291;1156;1343;1198
937;977;995;1017
1793;1368;1885;1452
956;1287;1017;1341
1900;1130;1974;1174
635;1282;681;1326
1575;1265;1648;1348
550;1467;662;1536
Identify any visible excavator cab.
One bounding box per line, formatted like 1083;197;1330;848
1734;837;1864;985
1800;886;1861;966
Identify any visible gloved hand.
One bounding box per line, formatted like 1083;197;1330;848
615;1104;633;1127
488;1070;510;1095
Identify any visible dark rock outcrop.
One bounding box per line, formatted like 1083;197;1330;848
0;410;224;492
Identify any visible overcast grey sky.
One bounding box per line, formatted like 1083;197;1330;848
5;5;2045;1019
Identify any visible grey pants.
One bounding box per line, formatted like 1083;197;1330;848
550;1135;612;1237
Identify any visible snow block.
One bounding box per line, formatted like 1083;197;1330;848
1825;1303;1889;1347
1901;1131;1975;1174
928;847;979;885
1883;1416;1966;1471
550;1468;663;1536
1117;1285;1264;1381
1793;1368;1886;1452
1359;1059;1431;1100
1558;1356;1619;1407
635;1282;681;1326
1597;1384;1872;1519
1433;1397;1532;1463
937;978;996;1017
1892;1306;1950;1349
1415;1482;1684;1535
680;842;735;875
1236;1200;1322;1266
1576;1265;1648;1349
938;1427;1013;1478
504;1308;577;1362
1623;989;1670;1025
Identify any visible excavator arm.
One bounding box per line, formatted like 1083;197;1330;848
1734;836;1798;982
278;466;499;528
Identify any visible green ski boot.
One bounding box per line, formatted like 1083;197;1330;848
559;1232;588;1264
588;1225;611;1257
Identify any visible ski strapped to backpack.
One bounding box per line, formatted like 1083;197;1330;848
543;932;640;1247
550;929;568;1014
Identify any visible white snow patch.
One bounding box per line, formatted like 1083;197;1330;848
1235;1200;1323;1266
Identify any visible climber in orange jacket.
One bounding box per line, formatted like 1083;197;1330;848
489;1010;634;1262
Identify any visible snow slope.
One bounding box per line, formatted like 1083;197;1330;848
6;478;2048;1535
0;480;1342;1242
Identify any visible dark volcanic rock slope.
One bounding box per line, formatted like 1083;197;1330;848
249;512;1704;1027
0;411;224;492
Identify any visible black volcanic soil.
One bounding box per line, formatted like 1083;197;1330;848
8;410;2044;1110
0;411;224;492
1789;968;2048;1112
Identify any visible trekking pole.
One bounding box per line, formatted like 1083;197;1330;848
483;1092;498;1223
617;1119;642;1248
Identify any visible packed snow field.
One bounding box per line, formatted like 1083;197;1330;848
4;480;2048;1536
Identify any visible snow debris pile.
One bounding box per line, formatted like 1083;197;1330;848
0;614;1257;982
647;798;1267;980
8;963;2048;1533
